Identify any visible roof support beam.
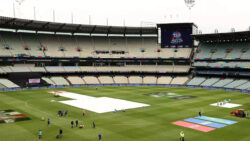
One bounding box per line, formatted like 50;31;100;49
90;25;97;34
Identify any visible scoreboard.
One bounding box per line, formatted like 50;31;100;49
157;23;198;48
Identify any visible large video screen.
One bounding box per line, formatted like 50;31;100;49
161;29;193;48
29;78;40;84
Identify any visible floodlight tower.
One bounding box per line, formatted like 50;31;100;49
184;0;195;22
13;0;25;18
184;0;195;10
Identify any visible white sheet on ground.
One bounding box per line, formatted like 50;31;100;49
56;91;150;113
210;103;242;108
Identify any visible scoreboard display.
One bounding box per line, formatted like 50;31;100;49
157;23;197;48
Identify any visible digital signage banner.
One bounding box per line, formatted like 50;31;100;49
29;78;40;84
161;29;193;48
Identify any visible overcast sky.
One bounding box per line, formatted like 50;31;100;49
0;0;249;33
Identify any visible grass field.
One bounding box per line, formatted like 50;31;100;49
0;86;250;141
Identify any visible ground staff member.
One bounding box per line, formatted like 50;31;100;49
180;131;184;141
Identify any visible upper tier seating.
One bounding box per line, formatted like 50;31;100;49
196;42;250;59
39;34;64;57
0;32;192;59
21;33;45;56
0;32;29;56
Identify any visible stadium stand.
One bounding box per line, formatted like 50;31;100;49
21;33;45;56
157;76;172;84
187;77;206;86
42;77;56;85
200;78;220;86
1;32;29;56
83;76;100;84
113;76;128;84
212;78;234;87
128;76;143;84
223;79;248;88
143;76;157;84
67;76;85;85
236;82;250;90
98;76;114;84
50;77;70;86
0;78;19;88
171;77;189;85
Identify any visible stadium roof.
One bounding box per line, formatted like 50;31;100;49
192;31;250;42
0;16;157;34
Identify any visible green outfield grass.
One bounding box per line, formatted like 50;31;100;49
0;87;250;141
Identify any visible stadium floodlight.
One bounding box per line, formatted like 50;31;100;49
15;0;25;5
214;29;219;33
184;0;195;10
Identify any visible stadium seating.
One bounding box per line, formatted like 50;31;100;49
67;76;85;85
157;76;172;84
223;80;248;88
21;33;45;56
143;76;157;84
38;34;65;57
98;76;114;84
113;76;128;84
187;77;206;86
128;76;143;84
235;82;250;90
1;32;29;56
212;78;234;87
171;77;189;85
200;78;220;86
50;76;70;85
0;78;19;88
42;77;55;85
83;76;100;84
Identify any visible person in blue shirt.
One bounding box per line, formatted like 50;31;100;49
98;133;102;141
48;118;50;126
38;130;42;139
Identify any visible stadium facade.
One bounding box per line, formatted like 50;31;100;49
0;16;249;93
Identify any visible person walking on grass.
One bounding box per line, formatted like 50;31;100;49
82;110;86;116
93;121;96;128
47;118;50;126
65;110;68;116
98;133;102;141
180;131;184;141
71;121;74;128
199;111;202;117
75;120;78;127
38;130;42;139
